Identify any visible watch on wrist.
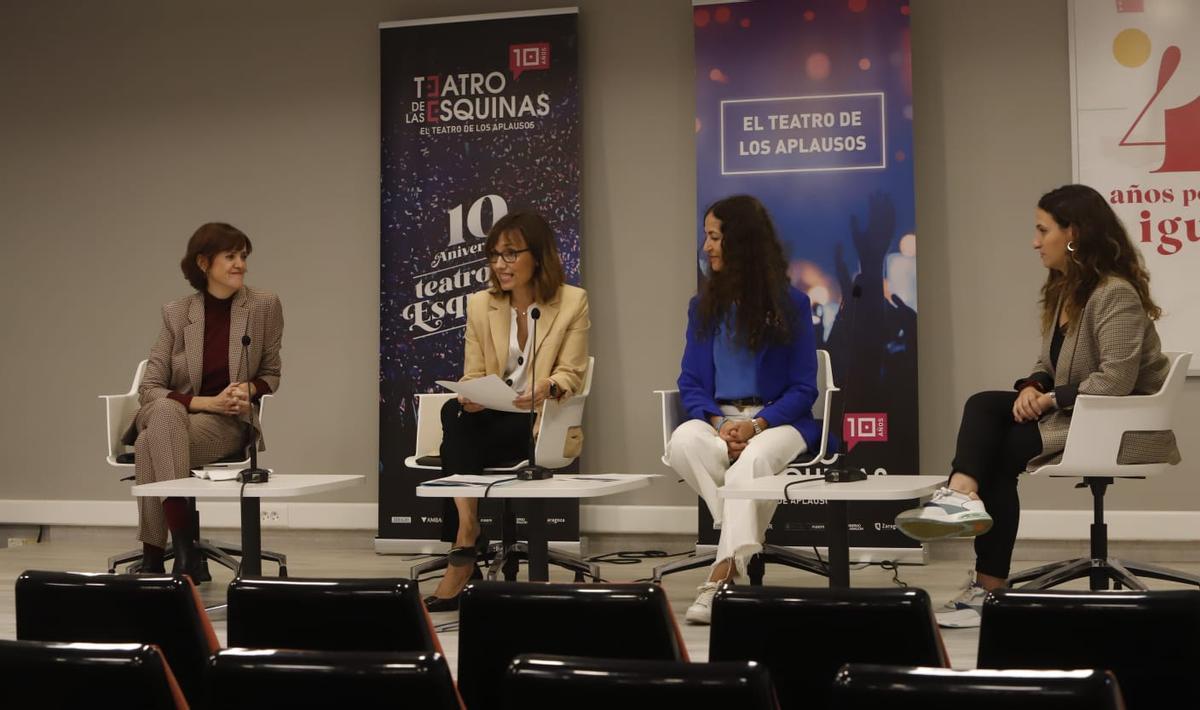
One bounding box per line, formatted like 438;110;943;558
1046;391;1057;408
548;381;561;399
751;418;764;436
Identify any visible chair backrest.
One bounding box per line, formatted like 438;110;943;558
206;649;462;709
830;664;1125;710
0;639;189;709
502;654;779;709
709;585;948;709
657;348;837;466
226;577;439;653
15;570;220;706
102;359;272;470
1036;350;1190;478
457;581;687;710
978;588;1200;710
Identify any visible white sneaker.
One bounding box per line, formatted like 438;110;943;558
895;487;993;541
685;582;719;625
935;573;989;628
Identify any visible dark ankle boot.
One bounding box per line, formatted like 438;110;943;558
140;544;166;574
169;529;206;583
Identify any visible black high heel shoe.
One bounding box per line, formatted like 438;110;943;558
424;564;482;612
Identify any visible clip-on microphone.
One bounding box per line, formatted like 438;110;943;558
236;333;270;484
517;306;553;481
823;283;867;484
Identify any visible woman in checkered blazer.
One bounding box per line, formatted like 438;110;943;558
121;223;283;578
896;184;1176;629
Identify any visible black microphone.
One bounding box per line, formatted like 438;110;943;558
237;330;270;484
824;283;867;483
517;306;552;481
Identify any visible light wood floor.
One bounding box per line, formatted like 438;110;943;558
4;527;1199;674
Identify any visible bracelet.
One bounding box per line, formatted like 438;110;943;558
714;416;728;431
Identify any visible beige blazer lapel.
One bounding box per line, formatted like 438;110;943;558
183;294;205;394
228;287;250;384
488;293;510;376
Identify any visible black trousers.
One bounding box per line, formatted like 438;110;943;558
438;399;530;541
952;391;1043;579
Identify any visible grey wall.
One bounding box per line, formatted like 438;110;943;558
0;0;1194;516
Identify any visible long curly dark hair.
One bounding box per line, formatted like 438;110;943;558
696;195;793;349
1037;184;1160;332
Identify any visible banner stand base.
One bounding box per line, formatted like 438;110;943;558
374;537;583;557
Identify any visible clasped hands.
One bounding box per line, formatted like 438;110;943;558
714;417;761;461
458;378;557;414
1013;385;1055;423
193;382;254;416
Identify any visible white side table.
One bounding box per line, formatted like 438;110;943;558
720;474;944;587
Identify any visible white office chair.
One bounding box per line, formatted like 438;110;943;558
1008;350;1195;591
651;348;838;584
101;359;286;577
405;356;598;582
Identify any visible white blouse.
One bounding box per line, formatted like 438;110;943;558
503;305;538;395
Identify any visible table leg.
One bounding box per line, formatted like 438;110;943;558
827;500;850;588
240;496;262;577
526;499;549;582
502;499;518;581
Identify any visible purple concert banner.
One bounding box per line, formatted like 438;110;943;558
695;0;920;553
378;9;581;549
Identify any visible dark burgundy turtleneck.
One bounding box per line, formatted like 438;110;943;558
167;291;271;410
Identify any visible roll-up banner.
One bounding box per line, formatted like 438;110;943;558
378;9;582;552
1070;0;1200;375
694;0;921;557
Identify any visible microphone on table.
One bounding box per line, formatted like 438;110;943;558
237;332;270;484
517;306;553;481
823;283;867;484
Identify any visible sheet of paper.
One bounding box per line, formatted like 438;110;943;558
435;375;527;413
421;474;524;487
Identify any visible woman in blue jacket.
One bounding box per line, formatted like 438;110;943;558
667;195;820;625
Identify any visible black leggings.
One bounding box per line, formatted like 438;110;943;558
438;399;530;541
952;391;1043;579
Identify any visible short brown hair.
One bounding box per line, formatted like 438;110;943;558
484;212;565;303
180;223;253;291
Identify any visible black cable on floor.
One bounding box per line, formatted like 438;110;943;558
587;549;693;565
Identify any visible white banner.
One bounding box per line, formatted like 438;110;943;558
1071;0;1200;373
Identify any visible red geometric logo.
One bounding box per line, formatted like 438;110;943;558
843;413;888;452
510;43;550;80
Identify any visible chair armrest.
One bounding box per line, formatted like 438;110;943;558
414;393;457;459
655;389;684;464
100;393;139;464
535;390;587;470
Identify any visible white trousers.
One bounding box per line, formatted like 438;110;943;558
665;405;807;576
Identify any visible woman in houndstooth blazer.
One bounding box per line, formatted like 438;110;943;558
896;184;1177;628
121;223;283;578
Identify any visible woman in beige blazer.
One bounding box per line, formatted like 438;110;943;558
896;184;1176;628
122;223;283;578
425;211;589;611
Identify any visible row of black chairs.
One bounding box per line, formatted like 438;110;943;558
14;570;1199;708
0;638;1126;710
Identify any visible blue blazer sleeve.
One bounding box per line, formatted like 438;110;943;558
756;289;820;447
677;296;721;422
